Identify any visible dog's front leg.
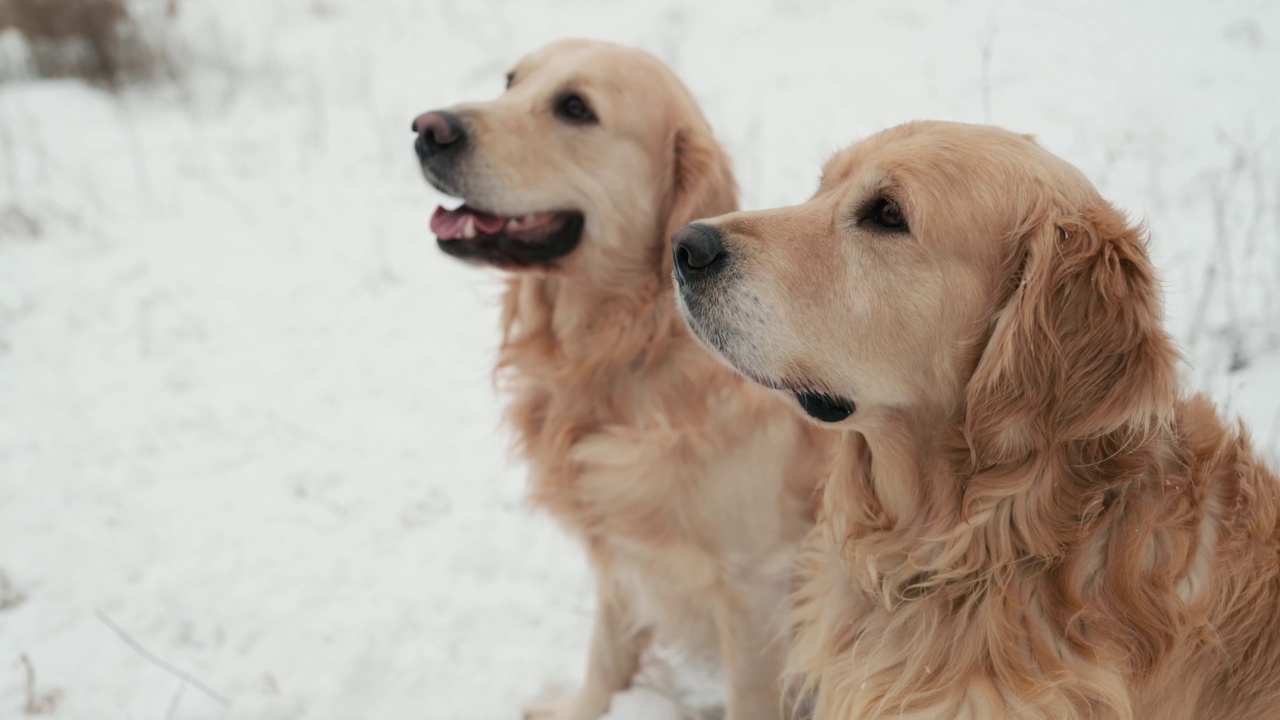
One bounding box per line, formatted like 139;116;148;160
525;582;648;720
716;588;792;720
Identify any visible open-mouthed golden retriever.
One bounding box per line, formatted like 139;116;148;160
672;120;1280;719
413;39;830;720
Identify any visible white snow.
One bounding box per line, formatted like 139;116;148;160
1;1;1278;718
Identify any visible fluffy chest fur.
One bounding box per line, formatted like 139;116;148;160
497;274;827;649
788;401;1280;720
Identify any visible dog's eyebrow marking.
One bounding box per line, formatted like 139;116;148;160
813;161;861;200
554;78;594;96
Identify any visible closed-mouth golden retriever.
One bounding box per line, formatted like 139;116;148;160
413;39;830;720
673;120;1280;719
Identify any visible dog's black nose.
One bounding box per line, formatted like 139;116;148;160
672;223;728;284
412;111;468;158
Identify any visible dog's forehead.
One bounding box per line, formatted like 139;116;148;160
505;44;686;140
818;123;1051;205
819;148;860;187
512;41;654;90
815;145;912;205
818;124;933;190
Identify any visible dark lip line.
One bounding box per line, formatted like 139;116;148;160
793;390;856;422
434;193;583;225
793;389;852;403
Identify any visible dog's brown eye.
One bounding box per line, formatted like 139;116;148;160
505;72;514;89
865;197;908;233
555;93;597;124
877;200;904;227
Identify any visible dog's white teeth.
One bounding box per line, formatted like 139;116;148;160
462;216;477;239
500;214;553;233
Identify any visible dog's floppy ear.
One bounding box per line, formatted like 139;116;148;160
661;125;737;275
960;194;1191;679
963;197;1179;465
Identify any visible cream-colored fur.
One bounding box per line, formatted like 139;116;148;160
675;120;1280;719
418;39;830;720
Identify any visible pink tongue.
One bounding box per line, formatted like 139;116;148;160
430;205;509;239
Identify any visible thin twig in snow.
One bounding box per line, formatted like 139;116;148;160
164;679;188;720
95;609;230;710
1188;168;1234;353
15;654;61;715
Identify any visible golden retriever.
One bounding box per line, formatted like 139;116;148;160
413;39;830;720
672;120;1280;719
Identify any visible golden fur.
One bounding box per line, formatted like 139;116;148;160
424;40;830;719
674;120;1280;719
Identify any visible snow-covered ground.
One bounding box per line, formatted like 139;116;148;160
1;1;1278;718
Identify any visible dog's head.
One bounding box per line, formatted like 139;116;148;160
414;39;735;279
674;121;1177;445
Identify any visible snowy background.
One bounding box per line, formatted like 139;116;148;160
1;0;1278;718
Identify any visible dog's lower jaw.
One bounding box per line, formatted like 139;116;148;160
436;212;584;269
677;296;857;423
675;291;753;367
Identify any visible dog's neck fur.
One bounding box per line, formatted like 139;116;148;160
835;369;1185;599
806;319;1280;718
498;259;687;407
813;390;1280;717
494;239;745;519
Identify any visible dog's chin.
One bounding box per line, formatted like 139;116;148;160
677;303;856;422
731;367;857;424
676;294;746;368
726;363;858;424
